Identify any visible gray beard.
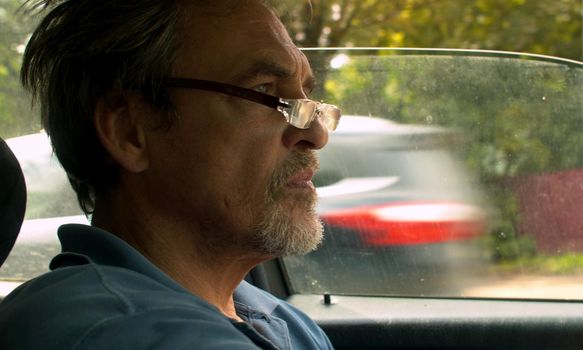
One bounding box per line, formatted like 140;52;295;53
252;149;324;256
254;190;323;256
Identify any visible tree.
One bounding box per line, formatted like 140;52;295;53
276;0;582;61
0;0;39;139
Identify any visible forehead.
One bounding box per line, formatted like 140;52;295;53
174;0;311;82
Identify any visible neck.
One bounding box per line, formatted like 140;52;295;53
91;191;266;321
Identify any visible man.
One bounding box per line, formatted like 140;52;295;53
0;0;340;349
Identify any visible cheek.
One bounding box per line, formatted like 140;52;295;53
218;132;289;229
222;140;277;205
148;98;286;228
184;134;279;223
219;117;285;197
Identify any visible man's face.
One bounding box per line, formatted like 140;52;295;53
144;0;329;257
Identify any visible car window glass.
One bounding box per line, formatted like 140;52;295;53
0;133;87;282
282;50;583;299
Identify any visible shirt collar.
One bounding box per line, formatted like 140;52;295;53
51;223;279;316
52;224;191;294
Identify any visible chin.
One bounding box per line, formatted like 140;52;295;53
253;200;324;257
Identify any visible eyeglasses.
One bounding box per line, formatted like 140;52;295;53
162;77;341;131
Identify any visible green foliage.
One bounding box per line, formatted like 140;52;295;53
317;54;583;174
277;0;582;61
496;253;583;275
481;183;537;262
487;227;538;262
25;183;81;220
0;0;40;139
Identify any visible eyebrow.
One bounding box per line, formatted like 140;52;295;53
233;58;316;92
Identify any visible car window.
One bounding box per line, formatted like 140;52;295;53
282;49;583;300
0;133;87;283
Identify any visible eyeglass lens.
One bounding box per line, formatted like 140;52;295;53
287;100;340;131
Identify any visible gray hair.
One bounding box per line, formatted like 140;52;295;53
22;0;184;213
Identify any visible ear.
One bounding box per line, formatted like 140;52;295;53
94;91;149;173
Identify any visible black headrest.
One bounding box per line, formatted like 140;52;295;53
0;138;27;267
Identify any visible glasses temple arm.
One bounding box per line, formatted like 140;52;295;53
162;78;285;109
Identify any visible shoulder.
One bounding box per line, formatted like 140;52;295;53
0;264;258;350
71;308;260;350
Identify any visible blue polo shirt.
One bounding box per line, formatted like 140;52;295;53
0;224;333;349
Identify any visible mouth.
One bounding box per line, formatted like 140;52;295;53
285;168;316;190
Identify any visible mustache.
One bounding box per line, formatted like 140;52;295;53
269;149;319;193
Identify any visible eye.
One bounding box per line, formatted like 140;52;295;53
252;83;272;94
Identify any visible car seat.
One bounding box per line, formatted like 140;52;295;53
0;138;26;267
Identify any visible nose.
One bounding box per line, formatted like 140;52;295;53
282;115;329;150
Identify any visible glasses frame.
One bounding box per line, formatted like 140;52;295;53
162;77;340;131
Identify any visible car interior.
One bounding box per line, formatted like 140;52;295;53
1;0;582;346
3;50;583;349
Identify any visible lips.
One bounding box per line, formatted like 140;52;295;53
286;168;316;189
